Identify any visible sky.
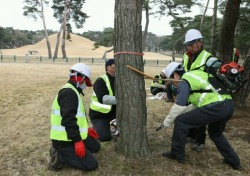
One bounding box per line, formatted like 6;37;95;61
0;0;215;36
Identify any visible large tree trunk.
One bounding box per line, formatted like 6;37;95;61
40;0;52;58
219;0;241;62
114;0;151;156
233;53;250;108
210;0;217;56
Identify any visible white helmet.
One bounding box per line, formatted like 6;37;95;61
164;62;183;78
183;29;203;44
70;63;91;78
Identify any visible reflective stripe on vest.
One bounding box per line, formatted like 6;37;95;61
183;50;211;71
182;70;232;108
50;83;88;141
90;74;113;113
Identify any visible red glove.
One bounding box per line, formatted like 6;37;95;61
74;141;85;158
88;127;99;139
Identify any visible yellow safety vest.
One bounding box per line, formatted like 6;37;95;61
182;70;232;108
50;83;88;141
183;50;211;71
151;74;163;87
90;74;113;114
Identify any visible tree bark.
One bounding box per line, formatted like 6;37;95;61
114;0;151;157
219;0;241;62
232;53;250;108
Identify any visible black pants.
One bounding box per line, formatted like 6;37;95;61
150;87;164;95
170;99;240;167
166;83;177;100
56;136;100;170
91;116;115;141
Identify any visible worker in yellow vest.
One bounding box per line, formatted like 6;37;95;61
49;63;100;171
89;59;117;141
161;62;241;170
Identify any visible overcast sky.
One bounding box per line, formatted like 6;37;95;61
0;0;215;36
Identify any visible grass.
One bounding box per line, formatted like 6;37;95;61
0;63;249;176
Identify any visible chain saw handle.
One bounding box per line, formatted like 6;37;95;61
156;124;164;131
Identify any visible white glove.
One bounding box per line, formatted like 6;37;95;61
163;104;188;128
182;104;196;113
102;95;116;105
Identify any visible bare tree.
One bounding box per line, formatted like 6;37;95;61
114;0;151;156
23;0;52;58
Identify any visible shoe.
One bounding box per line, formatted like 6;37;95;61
48;147;62;172
192;143;205;152
223;159;242;171
165;98;174;102
162;152;185;164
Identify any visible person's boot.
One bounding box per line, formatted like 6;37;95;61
192;143;205;152
48;147;62;172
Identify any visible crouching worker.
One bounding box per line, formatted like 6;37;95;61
89;59;118;142
160;61;241;170
49;63;100;172
150;70;167;95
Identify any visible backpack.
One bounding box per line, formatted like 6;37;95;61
205;58;247;94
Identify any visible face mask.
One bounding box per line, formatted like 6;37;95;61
79;82;86;90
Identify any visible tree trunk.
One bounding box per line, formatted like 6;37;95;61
40;0;52;58
210;0;217;56
142;0;150;50
232;53;250;108
199;0;210;31
61;0;69;59
114;0;151;157
53;29;62;59
219;0;241;62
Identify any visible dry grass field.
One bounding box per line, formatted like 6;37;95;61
0;62;249;176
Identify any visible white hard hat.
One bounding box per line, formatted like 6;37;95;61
70;63;91;78
164;62;183;78
183;29;203;45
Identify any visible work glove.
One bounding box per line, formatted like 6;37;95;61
88;127;99;139
74;140;85;158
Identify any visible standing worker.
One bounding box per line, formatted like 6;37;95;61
161;62;241;170
89;59;117;141
49;63;100;171
182;29;212;151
